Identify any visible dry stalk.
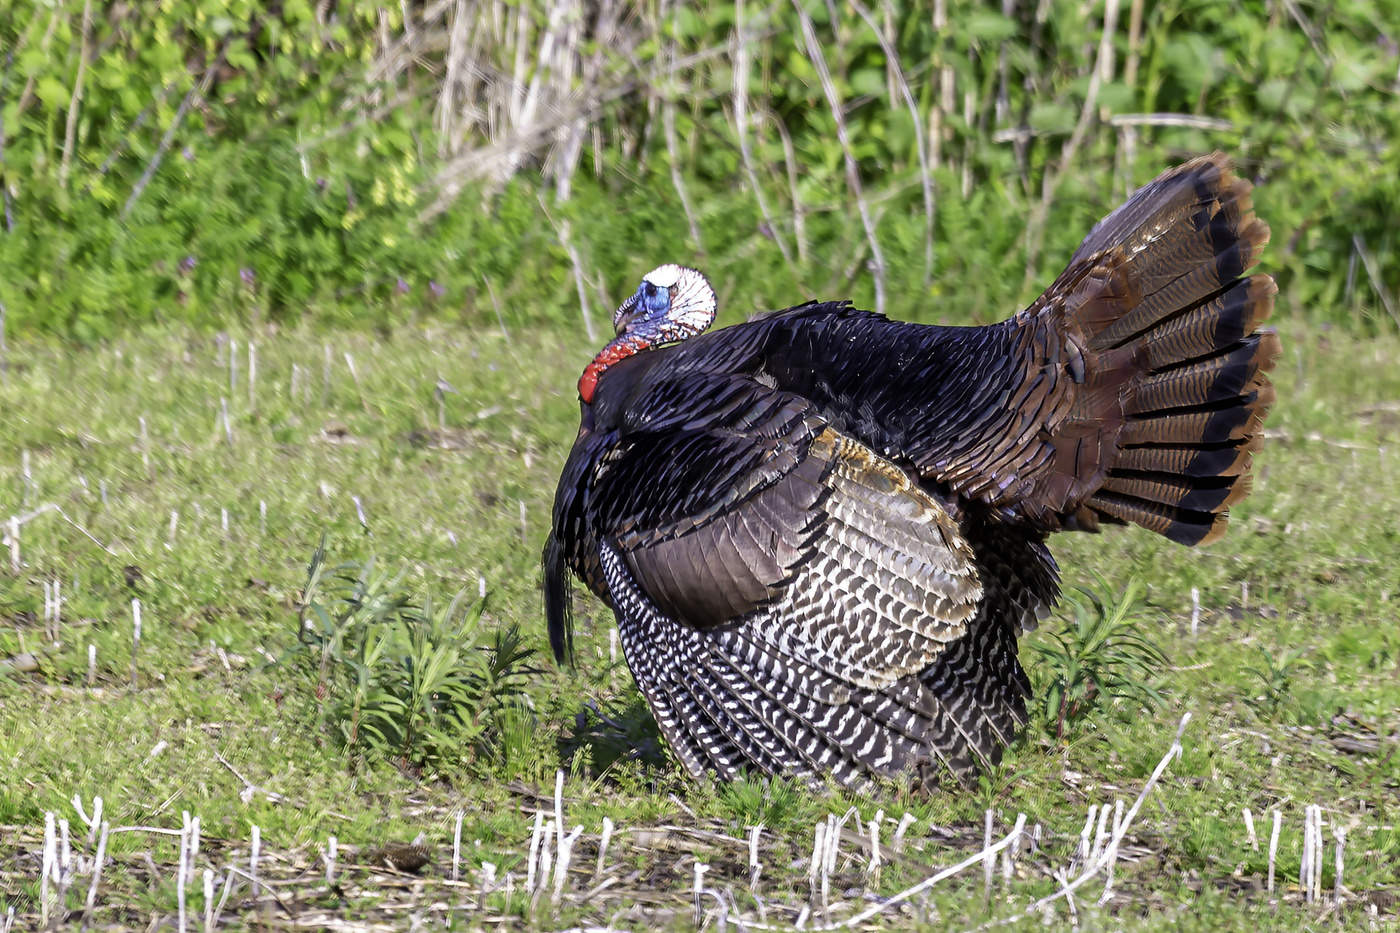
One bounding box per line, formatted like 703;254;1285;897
733;0;793;267
929;0;949;172
83;820;109;919
850;0;934;281
795;3;886;315
983;809;994;899
866;811;881;887
1021;0;1121;292
123;44;227;219
1352;234;1400;330
452;812;463;882
827;816;1027;930
662;99;703;249
1020;713;1191;920
545;210;598;342
1334;826;1345;906
58;0;94;189
892;812;917;852
755;108;807;264
526;810;545;894
1076;805;1096;868
595;816;614;883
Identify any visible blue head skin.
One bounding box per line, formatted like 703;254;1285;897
613;276;675;335
578;264;717;403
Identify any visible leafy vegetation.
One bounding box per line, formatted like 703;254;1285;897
288;539;540;774
1030;576;1167;740
2;1;1398;337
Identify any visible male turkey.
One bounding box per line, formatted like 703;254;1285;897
545;153;1279;790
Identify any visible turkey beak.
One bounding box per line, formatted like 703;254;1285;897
612;291;642;336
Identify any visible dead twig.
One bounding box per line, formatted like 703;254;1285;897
795;3;887;315
122;43;228;219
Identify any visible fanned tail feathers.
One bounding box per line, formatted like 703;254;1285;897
1067;153;1279;545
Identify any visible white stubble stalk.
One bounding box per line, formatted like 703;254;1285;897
1267;809;1281;896
692;862;709;926
220;397;233;448
139;416;150;475
203;868;214;933
808;820;825;904
595;816;614;883
452;813;462;881
130;598;142;684
250;824;261;895
552;824;581;903
1077;804;1097;867
1312;805;1325;903
177;812;189;933
8;515;20;572
892;812;917;852
84;821;109;917
41;812;56;927
983;809;995;899
525;810;544;894
1302;804;1315;902
322;344;332;405
867;810;882;887
747;824;761;890
1334;826;1345;906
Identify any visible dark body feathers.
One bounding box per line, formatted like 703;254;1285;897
546;153;1278;789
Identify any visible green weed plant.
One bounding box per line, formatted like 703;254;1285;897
289;538;540;775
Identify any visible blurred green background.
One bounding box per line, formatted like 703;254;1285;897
3;0;1397;340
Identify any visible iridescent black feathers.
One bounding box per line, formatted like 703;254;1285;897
546;153;1278;789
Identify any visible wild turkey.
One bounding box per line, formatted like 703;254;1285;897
544;153;1279;790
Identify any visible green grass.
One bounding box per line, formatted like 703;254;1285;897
0;310;1396;929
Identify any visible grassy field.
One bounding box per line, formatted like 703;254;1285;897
0;302;1397;929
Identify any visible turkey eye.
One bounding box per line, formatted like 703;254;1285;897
644;283;657;297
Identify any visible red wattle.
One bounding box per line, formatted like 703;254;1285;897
578;362;602;404
578;334;648;404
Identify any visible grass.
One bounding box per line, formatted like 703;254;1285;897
0;304;1397;929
